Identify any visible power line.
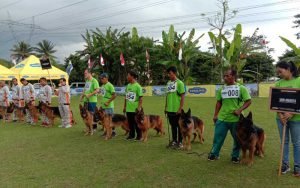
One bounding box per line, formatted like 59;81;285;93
46;0;177;31
0;0;23;10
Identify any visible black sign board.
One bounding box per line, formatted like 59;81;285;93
269;87;300;114
40;58;52;70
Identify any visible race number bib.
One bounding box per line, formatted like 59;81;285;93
167;81;177;93
221;86;240;99
99;88;106;96
126;92;136;102
85;82;91;90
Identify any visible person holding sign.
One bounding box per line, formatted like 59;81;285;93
165;66;185;149
21;78;36;125
208;68;251;163
80;69;100;132
38;77;52;127
56;78;72;128
123;70;143;141
99;73;117;136
275;61;300;177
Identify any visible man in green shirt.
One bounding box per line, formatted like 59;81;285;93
165;66;185;149
123;70;143;141
99;73;117;136
80;69;100;131
208;68;251;163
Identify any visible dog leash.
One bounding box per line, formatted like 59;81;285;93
186;152;208;157
165;112;172;148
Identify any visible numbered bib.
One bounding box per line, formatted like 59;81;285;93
221;85;240;99
99;88;106;96
126;92;136;102
167;81;177;93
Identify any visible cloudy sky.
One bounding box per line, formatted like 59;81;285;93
0;0;299;63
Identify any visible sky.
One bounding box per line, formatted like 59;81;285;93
0;0;299;63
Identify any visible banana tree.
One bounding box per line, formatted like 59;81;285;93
279;36;300;67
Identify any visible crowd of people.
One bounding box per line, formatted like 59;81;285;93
0;60;299;177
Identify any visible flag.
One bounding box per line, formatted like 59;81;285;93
146;49;150;63
178;46;183;61
100;54;105;66
88;58;94;69
120;52;125;66
66;62;73;75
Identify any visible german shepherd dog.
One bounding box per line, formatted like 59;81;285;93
39;101;61;126
79;104;94;136
237;112;266;165
95;107;130;140
179;109;205;150
135;108;164;142
0;102;15;122
25;101;39;123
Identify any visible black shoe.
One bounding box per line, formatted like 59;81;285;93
126;136;134;141
112;132;116;137
208;154;219;161
13;120;17;122
166;141;177;148
281;162;291;174
231;157;240;164
293;165;300;177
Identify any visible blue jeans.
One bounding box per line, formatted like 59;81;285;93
84;102;97;129
277;119;300;167
104;108;114;115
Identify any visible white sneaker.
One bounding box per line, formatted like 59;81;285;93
65;125;72;128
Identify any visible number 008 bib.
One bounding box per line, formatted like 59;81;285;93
221;85;240;99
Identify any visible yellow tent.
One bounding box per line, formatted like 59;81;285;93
10;55;68;83
0;64;18;80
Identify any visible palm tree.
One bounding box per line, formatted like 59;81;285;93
10;41;34;61
34;40;57;59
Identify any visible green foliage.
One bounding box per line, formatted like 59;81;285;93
10;41;34;61
0;58;14;68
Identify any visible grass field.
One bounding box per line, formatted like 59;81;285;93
0;96;299;187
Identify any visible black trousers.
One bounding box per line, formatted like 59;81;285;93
126;112;141;139
167;112;182;143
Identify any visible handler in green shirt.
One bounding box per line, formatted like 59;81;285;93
99;73;117;136
123;70;143;141
208;68;251;163
165;66;185;149
80;69;100;131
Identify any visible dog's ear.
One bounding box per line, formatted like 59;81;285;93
239;114;244;121
95;106;98;112
136;108;139;113
141;107;144;112
247;112;253;120
187;108;191;117
79;104;82;109
181;109;185;115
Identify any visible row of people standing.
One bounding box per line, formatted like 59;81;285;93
0;77;73;128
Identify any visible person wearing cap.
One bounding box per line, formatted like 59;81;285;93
80;69;100;131
11;78;24;122
99;73;117;136
20;78;36;125
123;70;143;141
55;78;72;128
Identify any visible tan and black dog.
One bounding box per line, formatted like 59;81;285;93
179;109;205;150
0;102;14;122
237;112;266;166
79;104;94;136
95;107;130;140
135;108;164;142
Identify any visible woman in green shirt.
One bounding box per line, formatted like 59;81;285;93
275;61;300;177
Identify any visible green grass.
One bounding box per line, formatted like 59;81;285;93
0;96;299;187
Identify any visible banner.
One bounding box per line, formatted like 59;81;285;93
143;86;152;96
152;86;167;96
259;83;274;97
186;85;216;97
